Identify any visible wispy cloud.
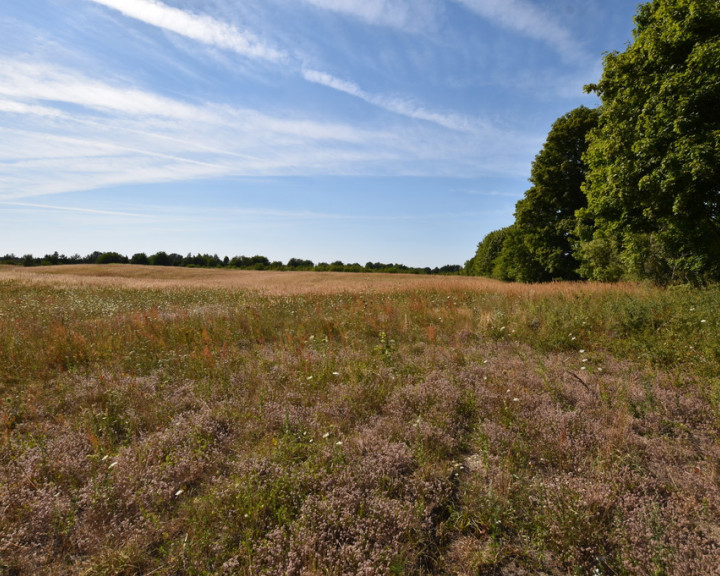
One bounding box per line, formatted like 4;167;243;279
0;201;150;218
452;0;586;61
0;98;65;118
303;69;480;133
0;60;217;121
87;0;285;62
465;189;522;198
300;0;430;29
0;55;539;200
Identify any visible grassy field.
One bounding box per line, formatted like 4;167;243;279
1;265;719;575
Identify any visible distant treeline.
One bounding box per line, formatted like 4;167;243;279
0;251;461;275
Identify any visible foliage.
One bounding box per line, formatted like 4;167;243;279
94;252;129;265
2;251;461;275
130;252;149;265
464;227;510;278
508;106;598;281
467;107;597;282
579;0;720;284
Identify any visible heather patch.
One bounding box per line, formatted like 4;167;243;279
1;274;719;574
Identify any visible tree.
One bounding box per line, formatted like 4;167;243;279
493;224;547;282
465;227;510;277
95;252;128;264
286;258;314;269
499;106;598;282
131;252;149;265
149;251;171;266
578;0;720;284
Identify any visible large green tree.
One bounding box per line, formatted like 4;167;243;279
499;106;599;282
578;0;720;284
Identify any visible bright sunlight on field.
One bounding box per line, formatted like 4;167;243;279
1;266;719;574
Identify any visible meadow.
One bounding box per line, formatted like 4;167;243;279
1;265;719;575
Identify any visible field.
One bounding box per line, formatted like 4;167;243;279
1;265;719;575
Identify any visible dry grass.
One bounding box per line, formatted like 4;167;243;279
1;266;718;575
0;264;648;296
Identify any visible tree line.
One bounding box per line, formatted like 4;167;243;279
465;0;720;285
0;251;461;275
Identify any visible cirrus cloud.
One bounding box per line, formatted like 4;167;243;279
452;0;588;62
87;0;286;62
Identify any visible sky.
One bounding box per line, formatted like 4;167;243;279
0;0;640;267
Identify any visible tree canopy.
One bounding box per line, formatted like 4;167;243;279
508;106;598;281
578;0;720;284
464;227;510;278
467;106;597;282
466;0;720;285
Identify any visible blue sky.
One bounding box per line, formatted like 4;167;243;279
0;0;638;267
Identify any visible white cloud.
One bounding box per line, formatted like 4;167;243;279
465;189;522;197
300;0;425;29
0;57;540;200
302;69;481;133
0;201;150;218
0;98;65;118
0;60;217;121
452;0;586;61
87;0;285;62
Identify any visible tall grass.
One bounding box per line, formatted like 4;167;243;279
1;268;719;574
